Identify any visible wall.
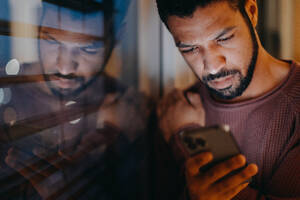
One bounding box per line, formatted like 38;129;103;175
294;0;300;61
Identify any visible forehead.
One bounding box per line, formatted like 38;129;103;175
41;3;105;38
167;1;240;42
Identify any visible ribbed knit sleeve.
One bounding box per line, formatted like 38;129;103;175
234;137;300;200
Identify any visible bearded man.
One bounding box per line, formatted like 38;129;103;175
155;0;300;199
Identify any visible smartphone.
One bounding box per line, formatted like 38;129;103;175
178;125;242;172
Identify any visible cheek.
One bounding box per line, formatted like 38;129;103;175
224;42;253;75
40;45;59;72
78;54;104;77
40;41;59;56
182;53;204;78
227;31;254;73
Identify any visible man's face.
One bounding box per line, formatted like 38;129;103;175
39;6;110;98
167;1;258;100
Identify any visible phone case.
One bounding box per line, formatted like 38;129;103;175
179;125;241;172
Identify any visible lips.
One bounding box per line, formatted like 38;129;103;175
56;78;80;89
209;75;234;90
49;76;79;89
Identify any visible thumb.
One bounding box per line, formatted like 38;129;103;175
101;93;121;107
187;92;202;107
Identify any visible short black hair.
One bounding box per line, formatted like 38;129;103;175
40;0;115;37
156;0;247;28
40;0;131;37
39;0;119;60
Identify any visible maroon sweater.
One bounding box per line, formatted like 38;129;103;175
155;61;300;200
198;61;300;199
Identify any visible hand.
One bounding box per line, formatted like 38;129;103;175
5;147;68;199
97;87;150;142
185;152;258;200
157;89;205;142
5;131;113;199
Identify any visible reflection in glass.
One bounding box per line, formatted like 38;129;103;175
0;1;152;199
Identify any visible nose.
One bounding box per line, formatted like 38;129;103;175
57;45;79;75
203;47;226;75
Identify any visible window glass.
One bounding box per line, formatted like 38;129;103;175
0;1;152;199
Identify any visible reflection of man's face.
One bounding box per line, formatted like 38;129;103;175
39;6;110;98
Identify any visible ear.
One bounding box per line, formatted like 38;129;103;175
244;0;258;27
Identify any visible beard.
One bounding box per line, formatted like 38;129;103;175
41;70;106;100
43;73;86;99
202;15;259;100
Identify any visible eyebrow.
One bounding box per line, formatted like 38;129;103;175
39;26;106;42
214;26;236;40
175;26;237;48
42;31;105;48
42;32;59;42
176;42;194;48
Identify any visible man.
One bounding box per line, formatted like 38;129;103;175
155;0;300;199
0;0;151;199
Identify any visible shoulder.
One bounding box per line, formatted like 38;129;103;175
281;61;300;112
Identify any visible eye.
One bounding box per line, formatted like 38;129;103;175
80;42;105;55
45;38;60;45
217;34;235;43
180;47;198;54
80;46;100;54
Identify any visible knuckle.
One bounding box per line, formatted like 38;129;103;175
194;156;205;165
206;170;216;179
185;163;196;175
215;183;226;191
224;160;235;169
220;180;231;189
225;156;244;169
237;170;250;180
239;169;250;179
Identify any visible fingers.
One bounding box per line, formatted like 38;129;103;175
101;93;121;107
157;89;183;117
6;147;38;166
185;152;213;177
158;89;205;142
223;182;249;199
17;163;45;185
212;164;258;193
33;148;63;165
5;148;45;184
6;147;61;178
5;147;100;199
186;92;203;108
202;155;247;185
185;153;258;200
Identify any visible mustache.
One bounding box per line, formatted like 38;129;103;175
52;73;84;82
202;70;239;82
